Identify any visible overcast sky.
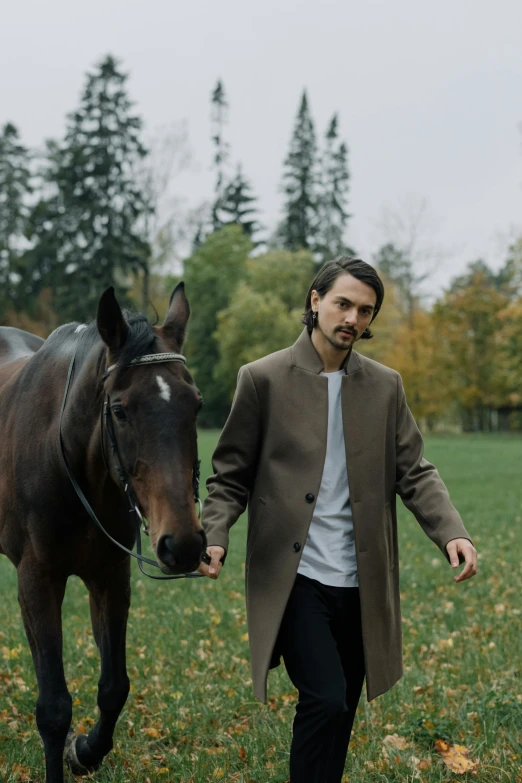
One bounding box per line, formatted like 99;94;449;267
2;0;521;293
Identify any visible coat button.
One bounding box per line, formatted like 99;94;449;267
293;542;301;552
305;493;315;503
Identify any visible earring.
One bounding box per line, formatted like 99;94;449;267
312;311;317;327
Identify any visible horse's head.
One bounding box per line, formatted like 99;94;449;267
96;284;206;575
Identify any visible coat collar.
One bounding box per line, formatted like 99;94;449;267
291;327;362;376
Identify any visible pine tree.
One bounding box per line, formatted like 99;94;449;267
0;123;32;316
317;114;350;262
220;164;260;240
278;90;318;251
26;55;151;321
210;79;230;231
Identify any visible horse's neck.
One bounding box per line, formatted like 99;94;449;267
62;345;106;467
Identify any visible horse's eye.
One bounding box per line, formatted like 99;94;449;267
112;405;128;422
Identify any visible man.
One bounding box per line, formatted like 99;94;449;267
199;257;477;783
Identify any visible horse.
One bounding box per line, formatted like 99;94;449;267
0;284;207;783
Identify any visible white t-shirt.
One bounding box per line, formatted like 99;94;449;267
297;369;359;587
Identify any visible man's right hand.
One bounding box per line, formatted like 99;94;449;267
198;546;226;580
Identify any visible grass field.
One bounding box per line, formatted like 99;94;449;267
1;433;521;782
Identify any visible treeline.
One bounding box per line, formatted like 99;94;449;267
180;227;522;431
200;79;351;259
0;55;351;330
1;54;521;432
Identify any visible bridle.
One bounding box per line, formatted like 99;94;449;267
59;339;207;580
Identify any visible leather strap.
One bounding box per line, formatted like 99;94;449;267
59;335;206;580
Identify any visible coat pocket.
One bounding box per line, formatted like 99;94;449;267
384;502;395;570
247;498;267;568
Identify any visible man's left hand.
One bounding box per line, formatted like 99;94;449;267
446;538;478;583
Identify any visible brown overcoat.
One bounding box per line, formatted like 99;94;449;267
202;328;471;703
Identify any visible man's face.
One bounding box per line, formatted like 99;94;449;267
311;273;377;351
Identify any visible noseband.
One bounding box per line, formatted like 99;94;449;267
59;339;207;581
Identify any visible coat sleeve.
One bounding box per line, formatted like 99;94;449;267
395;374;472;561
201;365;261;557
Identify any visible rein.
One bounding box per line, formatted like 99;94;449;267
59;337;207;580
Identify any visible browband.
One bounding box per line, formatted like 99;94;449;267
104;352;186;378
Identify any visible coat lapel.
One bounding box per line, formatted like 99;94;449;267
289;329;328;460
290;328;325;374
341;359;366;505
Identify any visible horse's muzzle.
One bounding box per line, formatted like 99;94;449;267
156;529;207;574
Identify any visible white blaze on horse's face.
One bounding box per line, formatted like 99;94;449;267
156;375;171;403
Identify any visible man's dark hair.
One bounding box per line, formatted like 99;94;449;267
302;256;385;339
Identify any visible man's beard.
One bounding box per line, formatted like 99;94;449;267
318;325;358;351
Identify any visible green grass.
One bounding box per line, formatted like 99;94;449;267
1;433;521;782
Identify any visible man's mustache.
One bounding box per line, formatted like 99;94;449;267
335;327;358;338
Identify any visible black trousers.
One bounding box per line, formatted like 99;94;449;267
277;573;366;783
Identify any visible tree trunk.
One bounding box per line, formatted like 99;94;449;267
141;263;149;315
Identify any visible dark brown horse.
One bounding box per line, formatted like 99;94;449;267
0;284;206;783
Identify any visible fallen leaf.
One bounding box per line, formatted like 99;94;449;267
11;763;31;781
143;727;160;739
383;733;412;750
435;738;479;773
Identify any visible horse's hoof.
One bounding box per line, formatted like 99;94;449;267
64;730;100;775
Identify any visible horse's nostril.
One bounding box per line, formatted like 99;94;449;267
157;535;177;568
157;531;206;570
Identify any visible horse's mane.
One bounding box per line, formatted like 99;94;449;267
44;311;158;377
116;312;157;369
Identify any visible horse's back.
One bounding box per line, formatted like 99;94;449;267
0;327;45;368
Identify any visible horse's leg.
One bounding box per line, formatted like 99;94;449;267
66;559;131;772
17;559;70;783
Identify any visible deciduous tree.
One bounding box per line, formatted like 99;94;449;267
432;262;509;430
183;225;252;426
213;249;315;399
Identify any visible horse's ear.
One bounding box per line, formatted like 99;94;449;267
96;287;129;352
160;282;190;350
